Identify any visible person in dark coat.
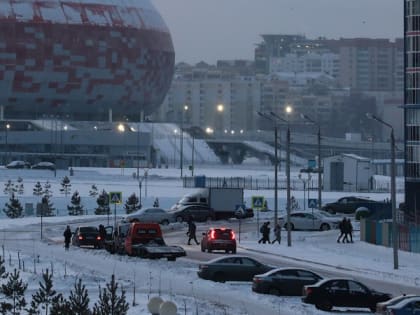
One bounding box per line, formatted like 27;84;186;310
187;217;199;245
98;224;107;248
271;222;281;244
337;217;346;243
63;225;72;250
258;222;271;244
343;218;354;243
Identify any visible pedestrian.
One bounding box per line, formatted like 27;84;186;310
153;197;159;208
98;224;106;248
258;222;267;243
344;218;354;243
187;217;199;245
258;222;271;244
337;217;346;243
271;222;281;244
63;225;72;250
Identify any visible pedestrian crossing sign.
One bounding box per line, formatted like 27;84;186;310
252;196;264;210
308;198;318;209
109;192;122;204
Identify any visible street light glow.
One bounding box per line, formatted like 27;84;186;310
184;105;189;111
217;104;224;112
285;105;293;114
205;127;214;134
117;123;125;132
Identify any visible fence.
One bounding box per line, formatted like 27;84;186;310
360;219;420;254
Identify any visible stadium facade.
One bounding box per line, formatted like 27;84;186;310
0;0;175;121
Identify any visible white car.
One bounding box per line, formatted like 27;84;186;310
124;207;173;225
280;210;341;231
6;160;30;169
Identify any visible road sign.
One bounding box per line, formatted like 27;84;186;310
109;192;122;205
308;198;318;209
252;196;264;210
308;159;316;169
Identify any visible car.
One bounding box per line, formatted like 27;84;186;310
279;210;341;231
200;228;236;253
376;294;420;314
103;222;131;255
123;207;173;225
169;204;215;222
252;268;323;296
6;160;31;169
321;196;386;214
385;296;420;315
71;226;102;248
302;278;392;312
31;161;56;170
197;255;273;282
235;207;254;219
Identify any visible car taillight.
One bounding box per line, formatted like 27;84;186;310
210;230;215;239
78;235;83;240
231;231;236;240
199;265;208;270
253;277;261;283
304;287;313;296
97;236;102;241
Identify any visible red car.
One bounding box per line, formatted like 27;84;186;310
200;228;236;254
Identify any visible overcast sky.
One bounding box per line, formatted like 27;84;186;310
152;0;403;65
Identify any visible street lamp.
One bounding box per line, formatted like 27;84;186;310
300;113;322;209
366;112;398;270
180;105;188;177
5;123;10;163
216;104;224;134
257;112;280;227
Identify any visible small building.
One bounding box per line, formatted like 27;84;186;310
323;154;372;192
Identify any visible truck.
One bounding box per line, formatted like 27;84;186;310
103;222;131;255
124;222;186;261
170;187;252;220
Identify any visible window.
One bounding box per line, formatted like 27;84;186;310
348;281;367;294
241;258;257;266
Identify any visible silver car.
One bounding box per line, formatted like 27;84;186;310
280;210;341;231
124;207;173;225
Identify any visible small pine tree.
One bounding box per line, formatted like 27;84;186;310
3;193;24;218
68;279;91;315
43;181;52;199
41;195;55;217
31;269;58;315
0;269;28;315
67;191;84;216
33;181;43;197
50;295;73;315
89;185;98;198
3;180;15;196
16;177;24;195
92;274;129;315
60;176;72;198
95;190;110;215
124;193;140;214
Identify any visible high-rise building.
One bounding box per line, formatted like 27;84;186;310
404;0;420;219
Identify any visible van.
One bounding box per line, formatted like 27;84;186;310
125;222;164;255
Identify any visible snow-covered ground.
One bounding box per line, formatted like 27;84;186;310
0;165;416;315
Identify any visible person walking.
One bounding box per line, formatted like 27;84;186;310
63;225;72;250
98;224;107;248
337;217;346;243
344;218;354;243
187;217;199;245
258;222;267;243
258;222;271;244
271;222;281;244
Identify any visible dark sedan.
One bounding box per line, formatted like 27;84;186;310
169;204;215;222
252;268;323;296
302;278;392;312
71;226;102;248
198;255;273;282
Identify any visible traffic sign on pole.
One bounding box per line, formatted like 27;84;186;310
109;192;122;205
308;198;318;209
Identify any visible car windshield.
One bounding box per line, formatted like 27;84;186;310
79;227;98;233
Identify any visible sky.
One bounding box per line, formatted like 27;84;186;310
0;166;418;315
152;0;403;64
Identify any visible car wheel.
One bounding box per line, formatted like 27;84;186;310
207;248;212;253
320;223;330;231
213;272;225;283
231;248;236;254
268;287;280;296
161;219;169;226
176;216;183;223
316;300;332;312
201;245;205;252
369;306;376;313
167;257;176;261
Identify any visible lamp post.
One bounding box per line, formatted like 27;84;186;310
5;123;10;163
180;105;188;177
216;104;224;135
191;134;195;177
300;113;322;209
366;113;398;270
257;112;279;227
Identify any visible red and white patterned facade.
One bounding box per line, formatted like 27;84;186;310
0;0;175;120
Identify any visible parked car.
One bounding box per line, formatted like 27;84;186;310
197;255;273;282
6;160;31;169
71;226;102;248
376;294;420;314
302;278;392;312
169;204;215;222
321;196;386;214
252;268;323;296
200;228;236;253
31;161;56;170
235;207;254;219
103;222;131;255
124;207;173;225
385;296;420;315
279;210;341;231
